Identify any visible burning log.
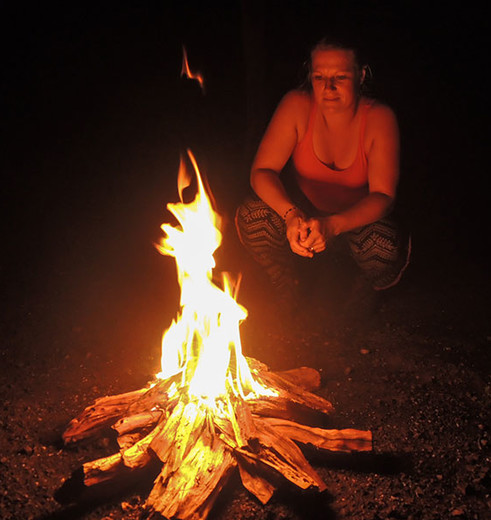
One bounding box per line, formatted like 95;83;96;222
59;151;372;519
260;418;373;453
62;364;327;447
62;361;372;519
62;388;148;444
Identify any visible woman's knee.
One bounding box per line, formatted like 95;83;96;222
346;218;411;288
235;197;285;245
347;219;403;255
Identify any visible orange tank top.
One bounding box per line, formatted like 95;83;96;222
292;99;373;214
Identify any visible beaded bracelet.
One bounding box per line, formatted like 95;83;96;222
282;206;298;220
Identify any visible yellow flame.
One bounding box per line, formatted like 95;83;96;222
156;150;274;403
181;45;205;92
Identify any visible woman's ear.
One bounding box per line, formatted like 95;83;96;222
360;65;367;85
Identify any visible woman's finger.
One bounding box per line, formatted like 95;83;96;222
289;237;314;257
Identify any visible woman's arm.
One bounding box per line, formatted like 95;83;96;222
337;104;400;230
251;91;314;257
250;91;307;213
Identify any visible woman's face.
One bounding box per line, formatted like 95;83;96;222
310;48;363;113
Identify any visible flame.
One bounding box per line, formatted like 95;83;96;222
155;150;274;404
180;46;205;92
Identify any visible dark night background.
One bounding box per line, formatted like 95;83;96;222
1;1;488;302
0;2;489;519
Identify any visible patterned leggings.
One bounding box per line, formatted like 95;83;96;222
235;196;411;291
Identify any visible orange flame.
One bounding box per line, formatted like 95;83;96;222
180;46;205;93
155;150;274;404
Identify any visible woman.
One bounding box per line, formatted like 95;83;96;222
236;38;410;312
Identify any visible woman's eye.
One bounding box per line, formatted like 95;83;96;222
312;75;323;81
336;75;347;81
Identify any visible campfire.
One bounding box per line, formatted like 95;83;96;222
60;150;372;519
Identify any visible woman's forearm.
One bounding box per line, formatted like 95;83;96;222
328;192;395;236
250;168;298;219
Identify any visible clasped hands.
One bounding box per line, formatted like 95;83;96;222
285;210;339;258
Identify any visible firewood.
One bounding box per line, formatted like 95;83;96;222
122;422;165;469
83;452;124;487
276;366;321;391
224;394;257;447
190;454;237;520
117;432;144;451
62;358;371;519
262;417;373;453
247;359;322;392
147;424;236;520
81;427;160;487
63;388;148;444
149;400;207;469
254;370;334;415
126;373;181;415
237;456;277;504
211;412;238;449
113;410;163;437
236;418;327;492
231;394;257;438
248;396;330;425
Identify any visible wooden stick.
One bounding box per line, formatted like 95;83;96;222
252;371;334;415
237;456;277;504
113;410;163;436
147;426;236;520
236;418;327;492
262;417;373;453
83;453;124;487
276;367;321;391
63;388;148;444
122;420;166;469
149;400;207;469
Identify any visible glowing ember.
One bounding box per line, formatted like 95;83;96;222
181;45;205;92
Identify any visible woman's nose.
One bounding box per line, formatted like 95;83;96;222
324;78;337;90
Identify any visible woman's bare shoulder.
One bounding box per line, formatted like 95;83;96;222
277;89;311;115
365;100;398;124
365;100;399;136
282;89;311;104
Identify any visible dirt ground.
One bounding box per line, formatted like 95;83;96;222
0;220;489;519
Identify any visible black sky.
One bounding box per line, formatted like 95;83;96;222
1;1;489;305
